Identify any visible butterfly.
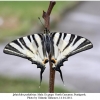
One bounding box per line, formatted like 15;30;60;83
3;28;93;86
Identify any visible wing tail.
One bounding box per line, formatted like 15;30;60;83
37;64;45;88
53;66;64;85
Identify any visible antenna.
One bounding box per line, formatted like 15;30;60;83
38;17;45;28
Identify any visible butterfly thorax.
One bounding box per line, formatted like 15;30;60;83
43;28;51;54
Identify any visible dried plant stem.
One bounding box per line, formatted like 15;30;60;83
42;1;56;93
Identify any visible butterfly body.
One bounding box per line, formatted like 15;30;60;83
3;28;93;85
45;34;51;54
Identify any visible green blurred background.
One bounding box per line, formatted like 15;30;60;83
0;1;74;42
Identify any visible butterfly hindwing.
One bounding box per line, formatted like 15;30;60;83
50;32;93;83
3;33;48;85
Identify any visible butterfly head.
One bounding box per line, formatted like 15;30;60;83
44;28;50;34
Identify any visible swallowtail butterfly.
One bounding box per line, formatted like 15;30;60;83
3;28;93;86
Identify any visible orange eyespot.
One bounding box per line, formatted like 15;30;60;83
43;59;48;64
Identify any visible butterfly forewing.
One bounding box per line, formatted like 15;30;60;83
50;32;93;66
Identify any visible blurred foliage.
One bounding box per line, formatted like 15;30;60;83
0;76;70;93
0;1;76;42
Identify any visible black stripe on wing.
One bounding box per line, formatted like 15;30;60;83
27;35;31;42
56;33;62;46
68;38;93;57
63;34;75;51
73;35;81;45
19;37;33;53
13;39;23;49
63;33;67;39
32;35;39;48
3;43;26;59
